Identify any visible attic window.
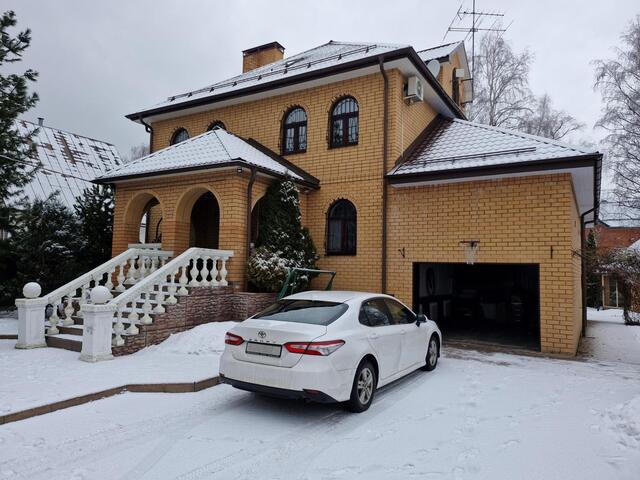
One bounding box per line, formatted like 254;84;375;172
207;121;226;131
171;128;189;145
282;107;307;154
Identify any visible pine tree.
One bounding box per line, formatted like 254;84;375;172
74;185;114;269
248;178;317;292
584;230;601;308
9;195;82;296
0;10;39;229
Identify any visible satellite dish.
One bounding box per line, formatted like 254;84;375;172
427;59;441;78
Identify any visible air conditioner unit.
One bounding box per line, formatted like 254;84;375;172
405;76;424;103
455;68;465;79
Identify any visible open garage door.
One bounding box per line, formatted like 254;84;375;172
413;263;540;351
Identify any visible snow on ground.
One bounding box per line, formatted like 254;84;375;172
0;322;235;415
0;310;17;335
582;308;640;365
1;349;639;480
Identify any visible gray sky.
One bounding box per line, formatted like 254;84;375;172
6;0;639;159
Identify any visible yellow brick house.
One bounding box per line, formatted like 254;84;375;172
95;40;601;356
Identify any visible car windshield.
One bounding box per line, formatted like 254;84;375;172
253;300;348;326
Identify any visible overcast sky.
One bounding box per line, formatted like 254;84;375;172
6;0;639;159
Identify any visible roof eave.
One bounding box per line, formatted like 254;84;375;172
126;46;466;122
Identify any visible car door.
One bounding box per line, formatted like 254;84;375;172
359;298;402;380
385;298;426;371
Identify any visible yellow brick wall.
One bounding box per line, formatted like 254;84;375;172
385;173;582;355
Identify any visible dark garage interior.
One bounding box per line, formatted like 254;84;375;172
413;263;540;350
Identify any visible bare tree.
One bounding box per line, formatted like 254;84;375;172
469;31;534;128
126;143;149;163
594;16;640;213
518;94;584;140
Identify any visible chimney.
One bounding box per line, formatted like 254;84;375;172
242;41;285;73
37;117;44;126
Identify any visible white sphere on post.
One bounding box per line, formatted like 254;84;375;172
91;285;112;304
23;282;41;299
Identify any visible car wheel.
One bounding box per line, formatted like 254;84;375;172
422;335;439;372
346;360;376;413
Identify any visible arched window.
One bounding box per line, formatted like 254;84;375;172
282;107;307;154
171;128;189;145
326;199;357;255
330;96;358;148
207;121;226;131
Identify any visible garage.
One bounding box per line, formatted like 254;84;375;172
413;263;540;350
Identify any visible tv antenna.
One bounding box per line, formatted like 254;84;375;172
444;1;508;98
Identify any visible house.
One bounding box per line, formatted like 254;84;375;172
89;39;600;356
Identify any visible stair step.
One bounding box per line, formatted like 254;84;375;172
58;325;84;336
46;334;82;352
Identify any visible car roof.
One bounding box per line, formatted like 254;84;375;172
284;290;393;303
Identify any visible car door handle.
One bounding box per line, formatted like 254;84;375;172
369;333;379;340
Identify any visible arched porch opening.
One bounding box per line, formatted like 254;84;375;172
122;191;164;247
189;192;220;248
250;195;267;247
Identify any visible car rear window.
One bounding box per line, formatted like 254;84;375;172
253;300;348;326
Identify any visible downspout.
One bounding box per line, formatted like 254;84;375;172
580;207;595;337
139;116;154;153
245;167;257;290
379;57;389;294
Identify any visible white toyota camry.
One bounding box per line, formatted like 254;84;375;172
219;291;441;412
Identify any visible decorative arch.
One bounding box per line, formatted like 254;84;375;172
174;185;221;250
326;198;357;255
122;190;165;246
207;121;226;132
170;127;190;145
328;95;359;148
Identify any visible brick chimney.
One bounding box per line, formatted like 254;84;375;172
242;41;285;73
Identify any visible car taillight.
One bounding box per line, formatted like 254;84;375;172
225;332;244;346
284;340;345;356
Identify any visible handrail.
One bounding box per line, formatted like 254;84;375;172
40;248;170;304
110;247;233;307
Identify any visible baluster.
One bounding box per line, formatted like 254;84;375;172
138;255;148;279
167;272;178;304
48;299;60;335
104;267;114;291
200;256;211;287
127;298;139;325
112;310;125;346
189;257;200;286
124;305;139;335
64;295;75;323
154;283;166;314
116;261;127;292
76;284;88;318
125;256;138;285
150;255;158;274
141;290;153;324
210;256;220;287
178;265;189;295
219;256;228;286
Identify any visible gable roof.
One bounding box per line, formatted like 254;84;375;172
94;128;318;186
14;119;122;209
417;42;463;62
388;117;602;221
126;40;465;122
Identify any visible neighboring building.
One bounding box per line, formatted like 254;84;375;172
14;119;122;209
96;40;601;355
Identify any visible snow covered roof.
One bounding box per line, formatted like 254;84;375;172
628;239;640;254
135;41;406;115
95;128;318;186
389;118;596;177
417;42;462;62
14;120;121;209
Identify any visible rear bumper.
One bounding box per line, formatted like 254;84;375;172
220;374;337;403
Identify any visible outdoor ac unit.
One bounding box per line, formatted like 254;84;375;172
405;76;424;103
455;68;465;79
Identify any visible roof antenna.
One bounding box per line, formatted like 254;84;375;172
443;0;507;99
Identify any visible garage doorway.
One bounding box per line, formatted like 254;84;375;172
413;263;540;350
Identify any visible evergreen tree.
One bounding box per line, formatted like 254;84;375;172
74;185;114;269
0;10;39;229
10;195;82;296
585;230;601;308
248;178;317;292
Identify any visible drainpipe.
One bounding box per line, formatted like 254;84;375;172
580;208;595;337
245;167;257;290
139;116;154;153
379;57;389;294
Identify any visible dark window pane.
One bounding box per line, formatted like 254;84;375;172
361;299;390;327
332;119;343;145
172;129;189;145
348;117;358;143
286;107;306;124
254;300;348;326
327;219;342;252
384;298;416;325
298;125;307;150
284;127;295;153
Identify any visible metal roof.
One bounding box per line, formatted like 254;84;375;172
14;120;122;209
389;117;594;177
416;42;462;62
95;128;317;185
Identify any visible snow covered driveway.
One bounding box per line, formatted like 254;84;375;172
2;349;640;480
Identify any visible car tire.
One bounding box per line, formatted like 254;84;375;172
422;335;439;372
346;360;377;413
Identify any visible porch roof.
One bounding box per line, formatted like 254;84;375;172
94;128;319;187
387;117;602;222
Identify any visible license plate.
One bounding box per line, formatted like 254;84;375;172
246;342;282;358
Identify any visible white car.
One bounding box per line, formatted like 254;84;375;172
219;291;441;412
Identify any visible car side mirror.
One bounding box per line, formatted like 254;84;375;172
416;314;427;326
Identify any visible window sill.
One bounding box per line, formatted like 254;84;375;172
325;252;357;257
281;149;307;156
328;142;358;150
